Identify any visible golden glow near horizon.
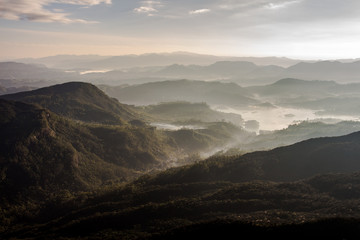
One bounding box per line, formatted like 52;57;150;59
1;0;360;60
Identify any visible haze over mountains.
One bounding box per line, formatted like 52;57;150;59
2;53;360;134
3;0;360;237
17;52;304;69
3;52;360;87
2;52;360;239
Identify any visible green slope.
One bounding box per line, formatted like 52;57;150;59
4;172;360;239
1;82;139;124
0;99;175;199
3;131;360;239
3;81;360;239
144;131;360;185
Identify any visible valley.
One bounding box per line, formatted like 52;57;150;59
3;0;360;238
2;53;360;239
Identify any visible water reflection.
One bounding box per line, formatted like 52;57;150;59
150;123;205;131
213;105;359;131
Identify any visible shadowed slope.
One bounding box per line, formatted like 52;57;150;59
1;82;139;124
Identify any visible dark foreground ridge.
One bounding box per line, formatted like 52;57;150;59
2;82;360;239
1;81;139;124
151;218;360;240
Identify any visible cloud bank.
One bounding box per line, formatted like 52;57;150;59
134;1;164;16
189;9;211;15
0;0;111;23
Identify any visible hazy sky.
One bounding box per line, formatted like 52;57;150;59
1;0;360;59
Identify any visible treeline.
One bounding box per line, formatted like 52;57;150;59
3;172;360;239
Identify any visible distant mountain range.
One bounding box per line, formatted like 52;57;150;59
152;60;360;85
3;57;360;87
0;62;76;82
16;52;304;69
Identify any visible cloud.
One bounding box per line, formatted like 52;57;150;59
264;0;301;10
0;0;111;23
215;0;302;13
215;0;360;23
58;0;111;5
134;6;158;14
134;1;163;16
189;9;211;15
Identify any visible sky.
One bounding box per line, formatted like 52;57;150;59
1;0;360;60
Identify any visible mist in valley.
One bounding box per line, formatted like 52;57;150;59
2;56;360;160
4;53;360;240
3;0;360;239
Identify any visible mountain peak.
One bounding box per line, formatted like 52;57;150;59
1;82;138;124
272;78;337;86
32;81;104;95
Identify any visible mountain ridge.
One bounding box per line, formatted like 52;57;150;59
0;82;140;124
16;52;305;69
102;79;258;106
0;98;176;198
4;129;360;239
141;130;360;185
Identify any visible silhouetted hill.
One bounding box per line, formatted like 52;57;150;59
102;79;258;106
144;131;360;184
0;99;176;199
1;82;139;124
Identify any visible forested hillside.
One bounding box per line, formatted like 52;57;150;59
1;82;360;240
1;82;140;124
